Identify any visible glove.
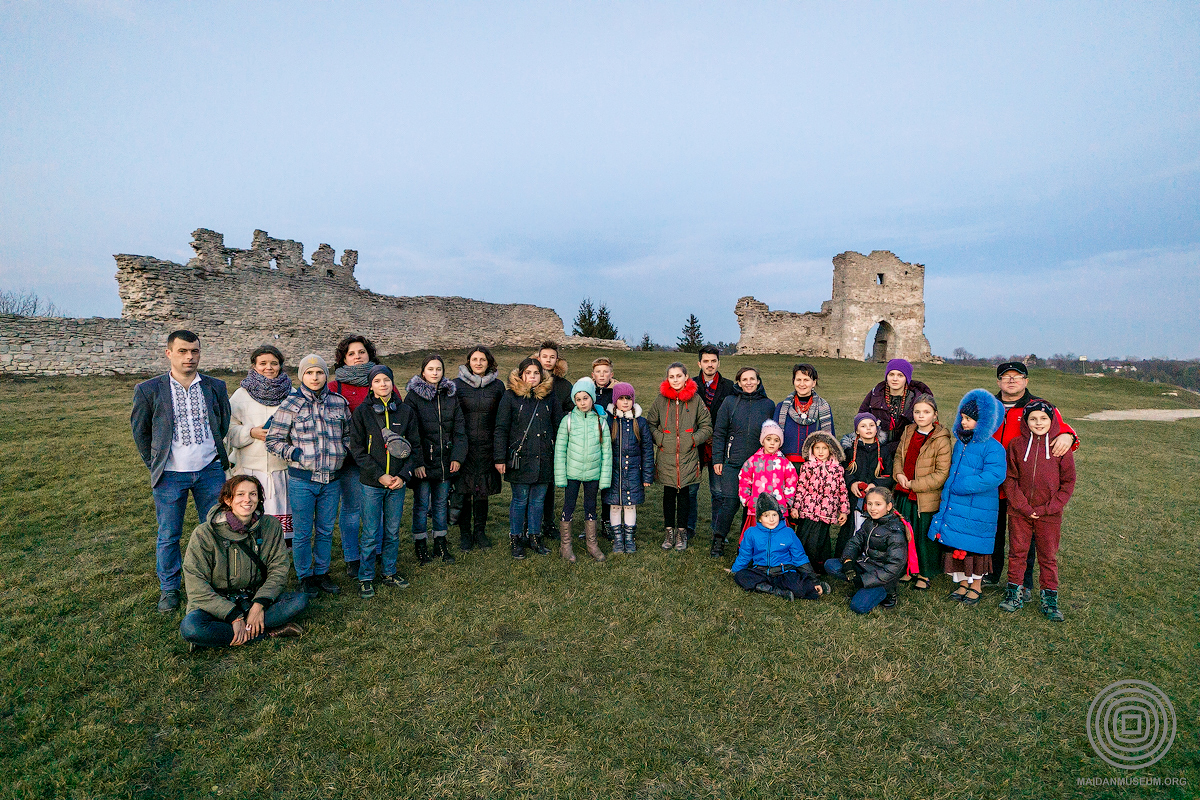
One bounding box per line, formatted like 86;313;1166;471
840;559;857;581
852;574;865;590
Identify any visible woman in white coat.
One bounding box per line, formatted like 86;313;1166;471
226;346;295;542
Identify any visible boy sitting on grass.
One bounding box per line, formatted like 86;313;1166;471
729;494;830;601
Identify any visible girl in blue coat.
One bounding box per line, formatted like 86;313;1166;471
603;382;655;555
928;389;1007;605
729;494;829;601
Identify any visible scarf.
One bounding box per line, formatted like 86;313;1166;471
241;369;293;406
456;364;497;388
406;374;457;401
224;508;261;533
334;362;376;387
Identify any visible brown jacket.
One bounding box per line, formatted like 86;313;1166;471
892;423;953;513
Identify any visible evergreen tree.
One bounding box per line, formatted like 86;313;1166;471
639;332;654;351
572;298;597;337
593;303;619;340
676;314;705;351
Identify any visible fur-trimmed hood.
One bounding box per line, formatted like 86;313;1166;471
455;364;498;388
607;402;643;419
507;368;554;399
659;379;698;402
801;430;845;462
406;374;457;401
953;388;1003;442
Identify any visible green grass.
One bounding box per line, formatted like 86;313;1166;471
2;350;1198;799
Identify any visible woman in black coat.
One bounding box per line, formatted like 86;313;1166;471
452;346;505;551
493;358;563;560
711;366;775;546
404;354;468;565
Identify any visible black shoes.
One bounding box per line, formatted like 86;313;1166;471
315;573;340;594
359;580;375;599
345;560;359;579
157;589;180;613
431;536;456;563
531;535;550;556
414;539;431;565
511;536;526;560
881;591;898;609
380;573;409;589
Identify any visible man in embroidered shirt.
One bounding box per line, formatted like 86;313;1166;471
132;330;231;613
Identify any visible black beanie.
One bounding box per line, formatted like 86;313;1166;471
960;397;979;421
755;493;783;519
368;364;394;384
1024;398;1056;421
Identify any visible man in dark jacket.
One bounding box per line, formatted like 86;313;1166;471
691;345;737;546
131;330;231;613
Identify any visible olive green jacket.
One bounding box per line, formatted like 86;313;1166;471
182;507;290;621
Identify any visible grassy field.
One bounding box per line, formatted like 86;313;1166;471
2;349;1198;799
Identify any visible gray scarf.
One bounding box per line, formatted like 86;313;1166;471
241;369;293;406
334;362;375;387
456;364;497;388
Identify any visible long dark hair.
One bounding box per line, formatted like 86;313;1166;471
420;354;446;378
334;335;378;369
218;475;265;516
464;345;497;376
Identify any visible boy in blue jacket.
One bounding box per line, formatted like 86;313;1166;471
730;494;830;601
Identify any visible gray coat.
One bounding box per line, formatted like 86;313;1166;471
131;373;231;487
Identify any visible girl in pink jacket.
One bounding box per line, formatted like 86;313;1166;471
788;431;850;571
737;420;798;540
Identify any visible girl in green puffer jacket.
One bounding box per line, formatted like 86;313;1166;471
554;377;613;561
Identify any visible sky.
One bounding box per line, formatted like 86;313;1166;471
2;1;1198;359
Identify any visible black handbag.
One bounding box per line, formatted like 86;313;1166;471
507;402;538;471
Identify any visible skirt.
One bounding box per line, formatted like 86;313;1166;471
943;551;993;578
895;492;938;577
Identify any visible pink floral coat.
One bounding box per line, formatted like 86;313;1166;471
737;448;798;508
789;456;850;524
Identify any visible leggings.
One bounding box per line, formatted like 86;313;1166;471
609;505;638;526
662;485;691;528
562;479;599;521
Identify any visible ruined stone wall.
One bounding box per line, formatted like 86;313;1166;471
735;250;934;362
2;227;633;377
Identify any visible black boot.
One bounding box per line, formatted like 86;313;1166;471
473;498;492;548
432;536;456;563
531;534;550;555
510;535;526;560
710;534;725;558
414;538;431;566
458;497;475;551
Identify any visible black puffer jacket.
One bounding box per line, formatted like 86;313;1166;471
493;370;563;485
404;375;468;483
712;384;775;470
453;366;505;497
842;511;908;591
840;435;895;512
349;394;424;486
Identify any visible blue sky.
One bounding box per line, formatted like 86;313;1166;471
2;2;1198;358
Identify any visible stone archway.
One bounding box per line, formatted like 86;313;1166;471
864;320;897;362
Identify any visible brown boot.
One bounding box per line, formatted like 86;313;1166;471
558;519;576;563
674;526;687;551
266;622;304;639
584;518;606;561
661;527;675;549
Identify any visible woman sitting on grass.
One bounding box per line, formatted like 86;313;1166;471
180;475;308;649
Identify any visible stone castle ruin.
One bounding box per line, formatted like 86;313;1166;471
734;250;934;363
1;228;622;376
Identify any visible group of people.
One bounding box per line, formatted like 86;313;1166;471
131;331;1079;650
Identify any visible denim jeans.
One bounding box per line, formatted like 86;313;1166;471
824;558;889;614
151;460;225;591
180;591;309;648
338;465;371;562
359;483;406;582
688;465;723;535
289;476;342;579
412;479;451;539
510;483;549;538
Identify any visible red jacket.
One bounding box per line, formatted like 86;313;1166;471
1003;412;1076;519
993;390;1078;499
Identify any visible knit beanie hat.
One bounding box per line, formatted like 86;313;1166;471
1024;398;1056;420
368;364;394;385
571;377;597;405
760;419;785;444
885;358;913;384
298;354;328;378
960;396;980;420
853;412;879;431
612;381;636;401
755;492;783;519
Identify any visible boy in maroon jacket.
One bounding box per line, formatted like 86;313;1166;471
999;400;1076;621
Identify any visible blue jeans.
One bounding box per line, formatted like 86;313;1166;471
510;483;549;538
180;591;309;648
360;483;406;581
289;476;342;579
688;465;723;535
338;465;371;562
824;558;889;614
151;460;225;591
412;479;451;539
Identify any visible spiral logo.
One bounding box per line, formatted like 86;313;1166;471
1087;680;1176;770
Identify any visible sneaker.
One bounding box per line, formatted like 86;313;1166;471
881;591;898;609
998;583;1024;613
1040;589;1064;622
315;574;340;595
380;573;409;589
157;589;180;613
359;580;375;599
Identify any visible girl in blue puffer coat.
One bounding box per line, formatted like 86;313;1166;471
603;382;654;555
928;389;1006;605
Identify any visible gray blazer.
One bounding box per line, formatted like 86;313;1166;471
131;373;231;487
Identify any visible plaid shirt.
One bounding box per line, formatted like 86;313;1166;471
265;385;351;484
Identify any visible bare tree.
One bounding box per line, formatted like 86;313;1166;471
0;289;65;318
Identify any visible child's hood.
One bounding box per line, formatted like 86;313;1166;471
801;430;845;462
1017;399;1063;461
952;388;1003;441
